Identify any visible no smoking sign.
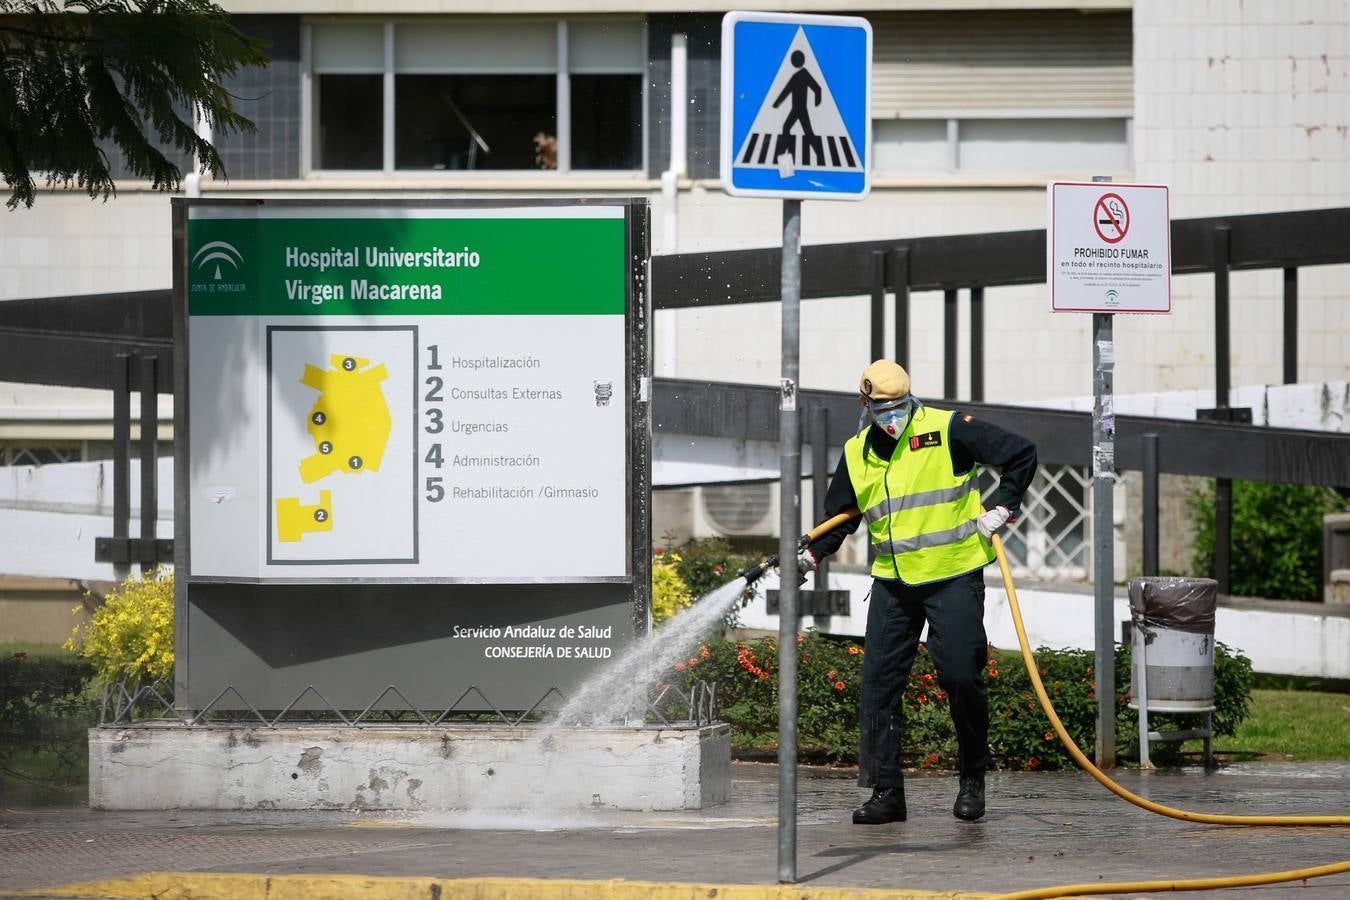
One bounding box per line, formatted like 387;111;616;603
1049;182;1170;313
1094;193;1129;243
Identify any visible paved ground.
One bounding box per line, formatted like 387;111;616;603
3;760;1349;898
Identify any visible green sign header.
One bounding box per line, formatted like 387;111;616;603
188;214;625;316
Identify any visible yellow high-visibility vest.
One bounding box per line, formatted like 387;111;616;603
844;405;994;584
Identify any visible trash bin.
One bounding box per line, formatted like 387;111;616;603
1127;576;1219;767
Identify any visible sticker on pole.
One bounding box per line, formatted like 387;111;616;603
720;11;872;200
1049;182;1171;313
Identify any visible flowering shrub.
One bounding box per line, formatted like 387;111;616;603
65;568;175;687
672;636;1253;770
651;559;692;627
653;536;760;628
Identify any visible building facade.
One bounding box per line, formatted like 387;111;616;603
1;0;1346;464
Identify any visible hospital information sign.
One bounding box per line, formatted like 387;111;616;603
184;202;633;582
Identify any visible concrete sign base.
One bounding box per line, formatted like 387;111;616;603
89;724;730;812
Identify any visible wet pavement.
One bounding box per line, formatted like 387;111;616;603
2;760;1349;898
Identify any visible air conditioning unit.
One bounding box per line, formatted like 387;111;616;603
691;482;780;538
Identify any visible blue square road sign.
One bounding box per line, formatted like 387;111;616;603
720;11;872;201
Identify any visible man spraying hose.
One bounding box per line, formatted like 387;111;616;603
800;360;1037;825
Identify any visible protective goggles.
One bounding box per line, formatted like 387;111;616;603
864;395;914;437
864;396;912;418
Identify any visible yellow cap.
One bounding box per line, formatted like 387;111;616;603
859;359;911;401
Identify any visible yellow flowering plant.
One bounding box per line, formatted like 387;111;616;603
650;556;692;627
65;568;175;686
652;536;760;629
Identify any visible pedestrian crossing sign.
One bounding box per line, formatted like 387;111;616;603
720;11;872;200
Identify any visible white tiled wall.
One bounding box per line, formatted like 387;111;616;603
1127;0;1350;393
0;192;173;302
4;2;1347;411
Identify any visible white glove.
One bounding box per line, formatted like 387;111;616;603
791;546;820;585
976;506;1012;539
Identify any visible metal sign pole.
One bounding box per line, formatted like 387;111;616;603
777;197;802;884
1092;310;1116;768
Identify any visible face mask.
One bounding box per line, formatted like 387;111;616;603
867;397;912;437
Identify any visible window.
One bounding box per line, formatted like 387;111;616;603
867;10;1133;178
312;24;383;171
308;19;645;174
874;117;1131;175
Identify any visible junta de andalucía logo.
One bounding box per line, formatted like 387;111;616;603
191;240;247;293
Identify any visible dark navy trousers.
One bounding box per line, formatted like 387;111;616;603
857;570;993;787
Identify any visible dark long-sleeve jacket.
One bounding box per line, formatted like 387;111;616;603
809;408;1037;559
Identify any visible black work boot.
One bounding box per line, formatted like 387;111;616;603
953;772;986;821
852;785;907;824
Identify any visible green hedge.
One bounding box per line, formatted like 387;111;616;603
672;634;1253;770
0;652;98;801
1189;480;1347;602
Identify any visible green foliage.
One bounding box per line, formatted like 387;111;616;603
650;561;692;627
654;536;760;628
1189;480;1346;601
0;0;269;209
678;637;1255;770
985;646;1119;771
666;633;867;763
0;650;97;800
65;567;174;686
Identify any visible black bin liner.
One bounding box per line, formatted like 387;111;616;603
1128;576;1218;635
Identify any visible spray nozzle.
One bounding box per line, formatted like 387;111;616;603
739;533;814;586
739;555;778;585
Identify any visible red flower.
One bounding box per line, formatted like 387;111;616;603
834;680;846;691
699;646;711;659
921;673;934;684
924;752;939;767
713;564;724;574
917;694;928;704
847;645;862;655
674;661;686;672
1044;731;1054;741
1027;756;1040;771
827;670;836;679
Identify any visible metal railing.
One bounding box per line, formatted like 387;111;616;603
100;679;719;730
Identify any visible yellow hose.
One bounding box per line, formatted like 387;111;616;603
988;531;1350;899
990;531;1350;827
992;859;1350;900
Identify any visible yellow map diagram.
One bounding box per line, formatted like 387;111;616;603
275;354;393;542
276;490;333;543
